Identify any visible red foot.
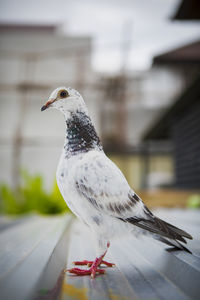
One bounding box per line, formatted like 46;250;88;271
73;259;115;268
66;256;115;278
67;267;105;277
66;242;114;278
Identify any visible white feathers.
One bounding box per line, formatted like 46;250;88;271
44;87;192;255
74;151;146;219
52;87;148;242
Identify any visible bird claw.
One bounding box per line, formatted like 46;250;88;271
66;267;105;278
101;260;115;267
73;259;115;268
67;246;114;278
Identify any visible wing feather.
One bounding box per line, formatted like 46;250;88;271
75;152;192;248
75;153;144;218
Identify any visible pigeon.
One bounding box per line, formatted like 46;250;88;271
41;87;193;278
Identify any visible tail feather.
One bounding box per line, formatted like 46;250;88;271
159;219;193;240
125;213;193;253
156;236;192;254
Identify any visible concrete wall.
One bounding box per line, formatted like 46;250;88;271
0;27;100;188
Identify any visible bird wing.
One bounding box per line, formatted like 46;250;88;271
75;152;192;243
75;152;146;219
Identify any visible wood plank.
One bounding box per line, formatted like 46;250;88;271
0;214;72;300
60;213;199;300
0;209;199;300
112;246;190;300
0;215;36;231
132;237;200;300
62;222;139;300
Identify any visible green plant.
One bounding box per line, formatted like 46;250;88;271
187;194;200;209
0;170;71;215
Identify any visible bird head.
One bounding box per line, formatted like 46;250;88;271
41;87;87;115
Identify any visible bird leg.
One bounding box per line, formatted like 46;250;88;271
66;242;115;278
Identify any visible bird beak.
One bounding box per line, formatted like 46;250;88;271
41;99;55;111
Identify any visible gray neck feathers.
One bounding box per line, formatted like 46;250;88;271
64;111;102;158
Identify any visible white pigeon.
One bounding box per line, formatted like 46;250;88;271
41;87;192;278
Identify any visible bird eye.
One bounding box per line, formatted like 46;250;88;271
60;90;68;98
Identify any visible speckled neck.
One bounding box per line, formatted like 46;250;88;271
64;111;103;158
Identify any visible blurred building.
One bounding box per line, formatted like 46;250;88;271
0;23;177;191
101;67;184;149
0;23;199;193
143;76;200;190
153;39;200;91
101;39;200;190
100;64;186;189
0;23;102;188
172;0;200;20
143;40;200;190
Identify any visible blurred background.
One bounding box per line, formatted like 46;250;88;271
0;0;200;215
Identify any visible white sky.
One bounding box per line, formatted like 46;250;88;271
0;0;200;73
